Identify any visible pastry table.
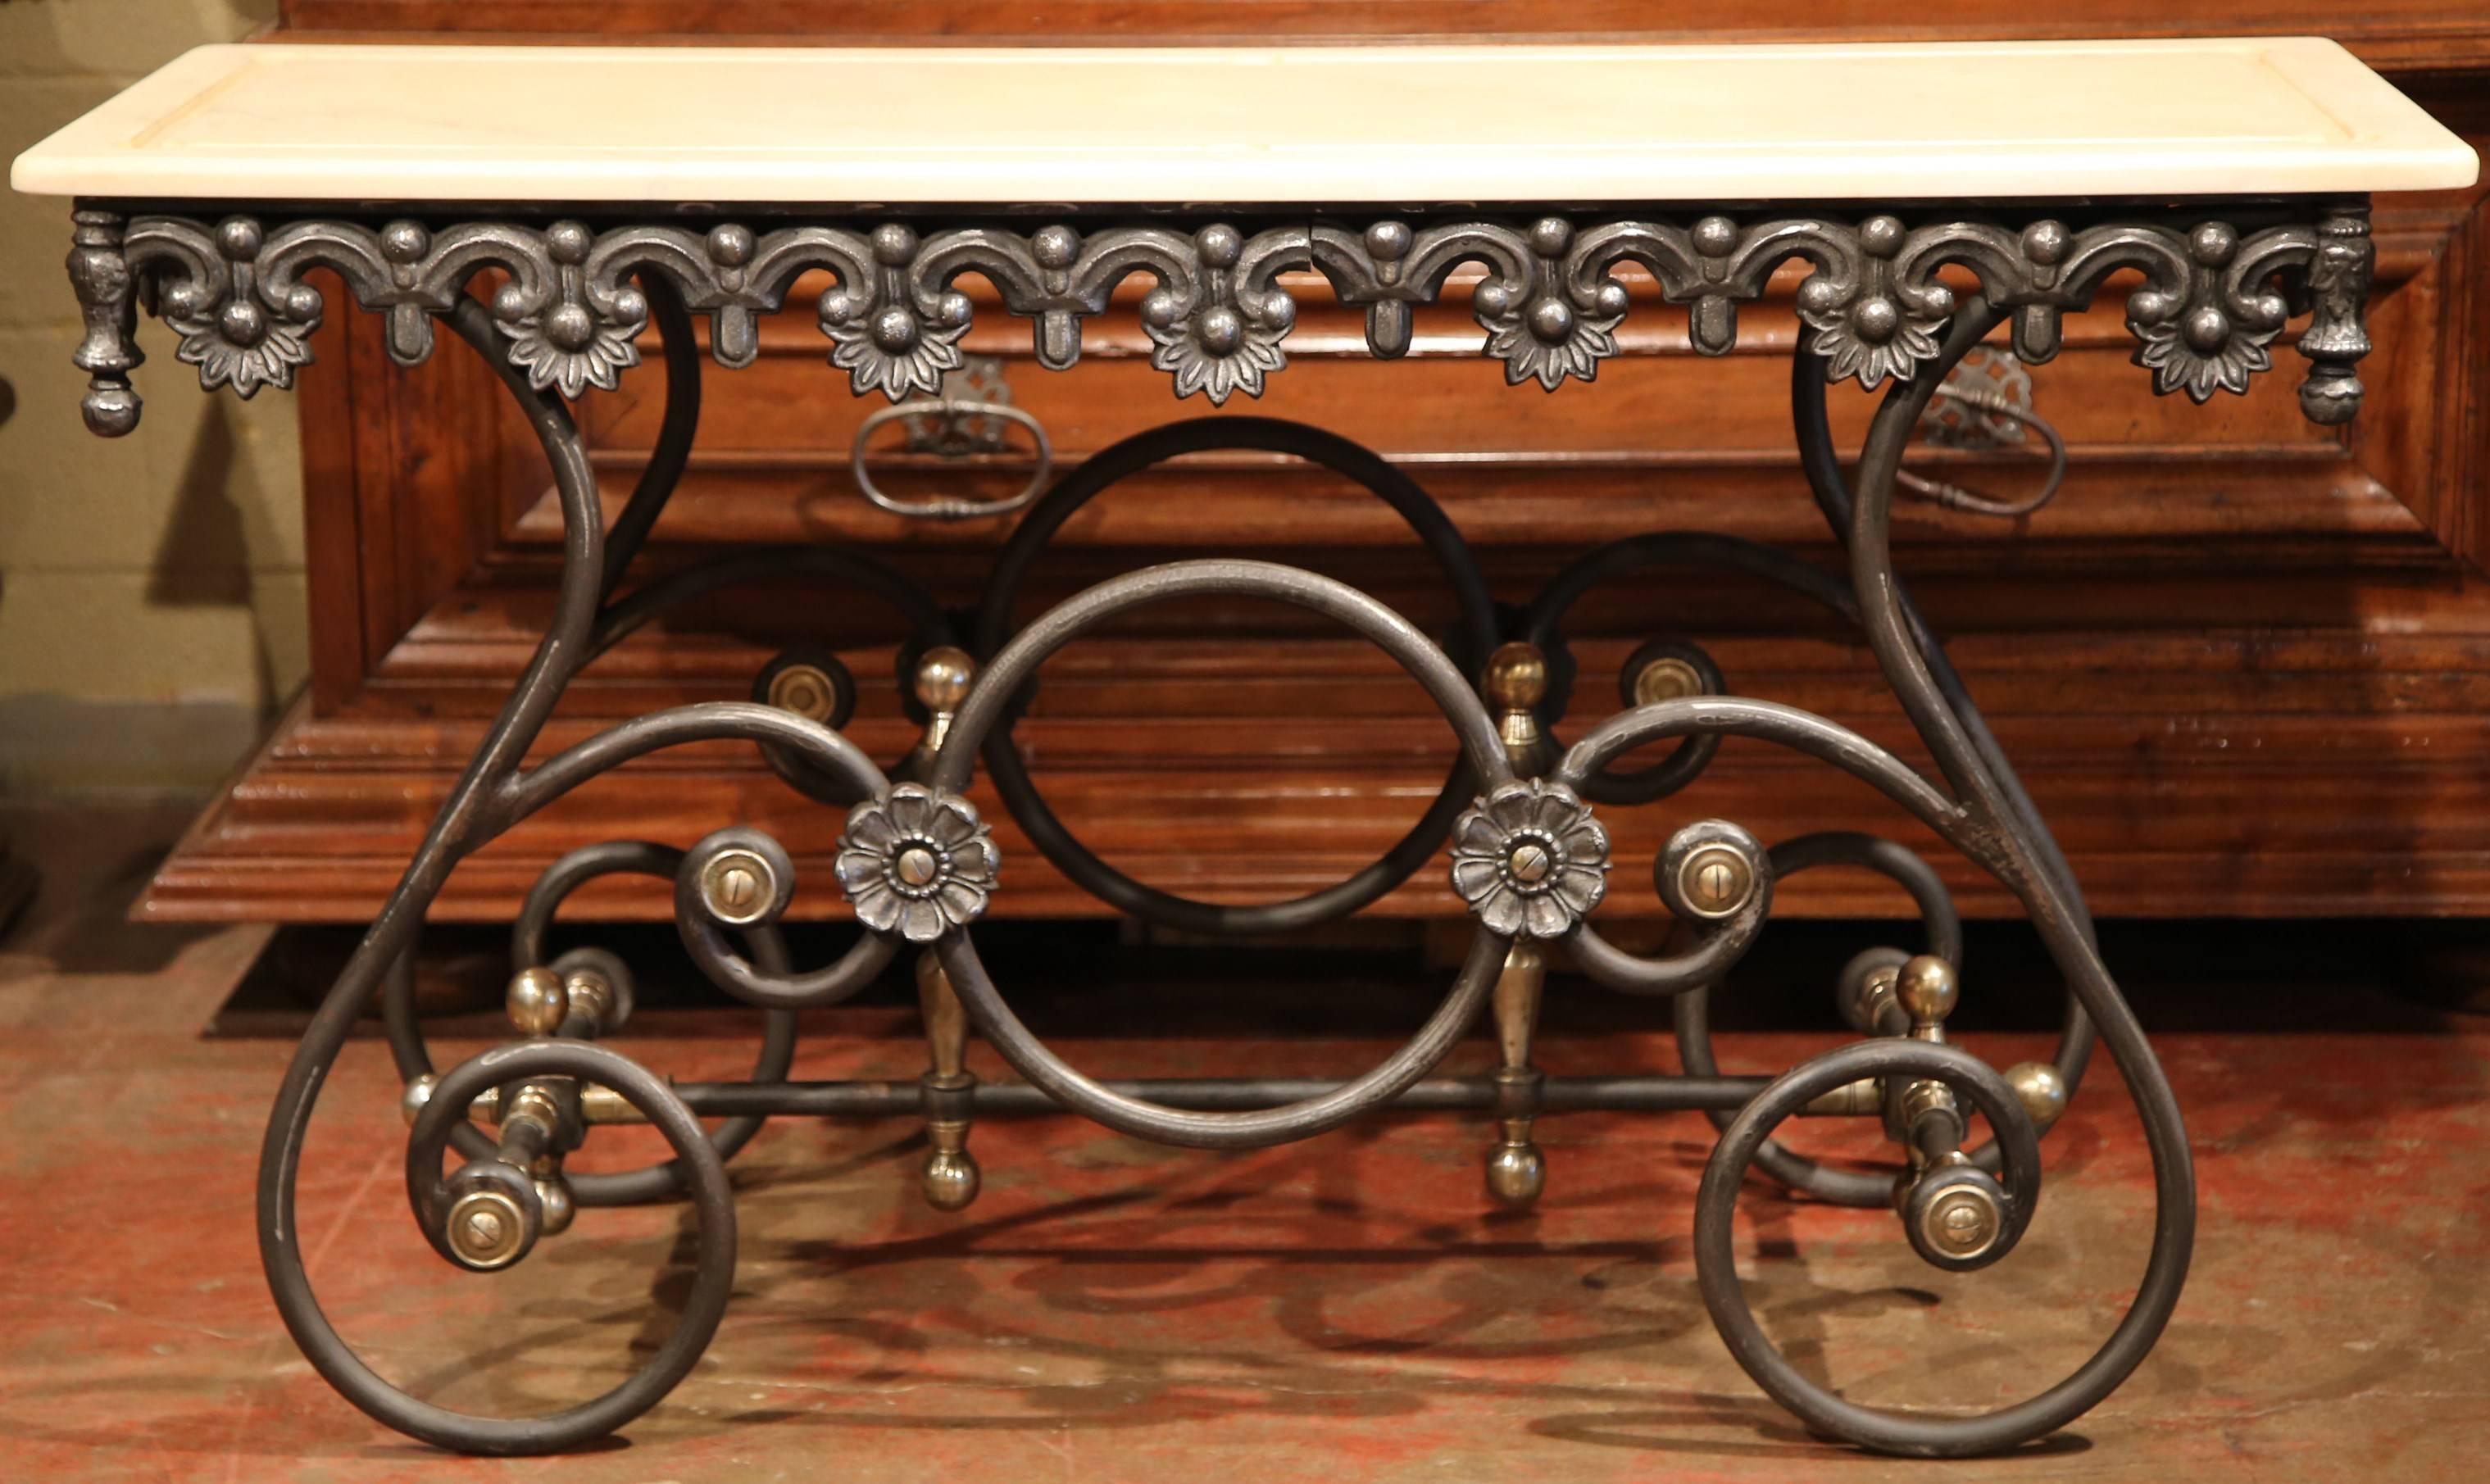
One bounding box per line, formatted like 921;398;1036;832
12;35;2477;1460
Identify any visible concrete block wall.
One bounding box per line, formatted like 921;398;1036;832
0;1;302;792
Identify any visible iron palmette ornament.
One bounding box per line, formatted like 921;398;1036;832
816;223;974;398
494;220;644;398
65;202;2373;429
1479;216;1628;390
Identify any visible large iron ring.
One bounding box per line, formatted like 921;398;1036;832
932;559;1514;1148
972;417;1500;935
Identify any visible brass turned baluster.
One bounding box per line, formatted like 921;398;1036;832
916;950;981;1211
1486;942;1549;1206
1483;641;1553;1207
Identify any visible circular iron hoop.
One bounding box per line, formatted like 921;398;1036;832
934;558;1513;1148
973;417;1499;935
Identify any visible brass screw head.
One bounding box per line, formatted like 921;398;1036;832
1897;955;1961;1025
897;845;940;888
766;662;837;721
2005;1061;2070;1130
1507;842;1553;885
699;847;777;927
1632;655;1705;706
1483;642;1547;710
914;646;975;713
1676;843;1756;918
504;967;569;1037
1918;1182;2002;1262
444;1187;529;1270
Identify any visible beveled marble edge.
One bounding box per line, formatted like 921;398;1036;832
11;38;2479;204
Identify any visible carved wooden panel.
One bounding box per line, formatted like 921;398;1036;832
139;8;2490;924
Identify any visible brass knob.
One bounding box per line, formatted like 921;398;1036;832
1677;844;1755;917
1896;954;1959;1031
1483;641;1547;710
1918;1179;2002;1261
1656;822;1767;922
1899;1157;2011;1271
2005;1060;2070;1130
914;646;975;713
504;967;569;1037
1484;642;1551;775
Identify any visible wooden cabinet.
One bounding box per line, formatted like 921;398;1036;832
140;6;2490;924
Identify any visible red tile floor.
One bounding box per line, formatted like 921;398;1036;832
2;800;2484;1482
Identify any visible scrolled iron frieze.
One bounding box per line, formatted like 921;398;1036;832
64;201;2374;433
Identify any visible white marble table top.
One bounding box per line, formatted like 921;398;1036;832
9;38;2477;205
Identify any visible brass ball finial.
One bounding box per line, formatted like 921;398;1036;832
2005;1060;2070;1130
505;967;570;1037
920;1148;981;1212
1484;641;1547;710
1895;954;1959;1026
1484;1139;1547;1207
914;646;975;713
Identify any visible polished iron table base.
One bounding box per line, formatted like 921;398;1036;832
52;198;2385;1459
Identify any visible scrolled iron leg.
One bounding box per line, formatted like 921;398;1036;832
256;293;727;1454
254;286;853;1454
1680;298;2194;1456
